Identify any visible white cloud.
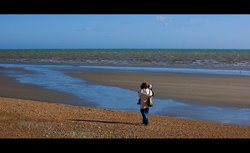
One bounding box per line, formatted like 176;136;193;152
189;19;208;25
155;15;166;22
155;15;173;27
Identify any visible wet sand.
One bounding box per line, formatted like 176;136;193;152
1;96;250;138
0;69;94;107
68;69;250;108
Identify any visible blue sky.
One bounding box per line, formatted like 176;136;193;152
1;15;250;49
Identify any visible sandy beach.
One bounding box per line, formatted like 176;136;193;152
69;69;250;108
1;96;250;138
1;65;250;138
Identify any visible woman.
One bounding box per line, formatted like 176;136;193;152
138;82;153;126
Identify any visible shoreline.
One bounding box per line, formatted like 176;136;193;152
1;96;250;138
0;69;95;107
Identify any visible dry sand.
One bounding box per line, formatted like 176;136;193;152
69;70;250;108
1;96;250;138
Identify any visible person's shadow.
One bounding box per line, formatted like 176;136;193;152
69;119;142;126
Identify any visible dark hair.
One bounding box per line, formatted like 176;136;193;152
140;82;149;89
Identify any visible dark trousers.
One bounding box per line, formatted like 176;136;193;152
140;108;149;125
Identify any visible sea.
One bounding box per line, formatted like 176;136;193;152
1;49;250;69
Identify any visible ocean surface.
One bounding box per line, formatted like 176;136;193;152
1;63;250;126
1;49;250;69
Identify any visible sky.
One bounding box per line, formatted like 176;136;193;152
1;15;250;49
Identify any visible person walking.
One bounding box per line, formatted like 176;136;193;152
138;82;153;126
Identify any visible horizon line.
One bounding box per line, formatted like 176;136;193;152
1;48;250;50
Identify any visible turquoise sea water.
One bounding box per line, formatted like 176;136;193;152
1;63;250;126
